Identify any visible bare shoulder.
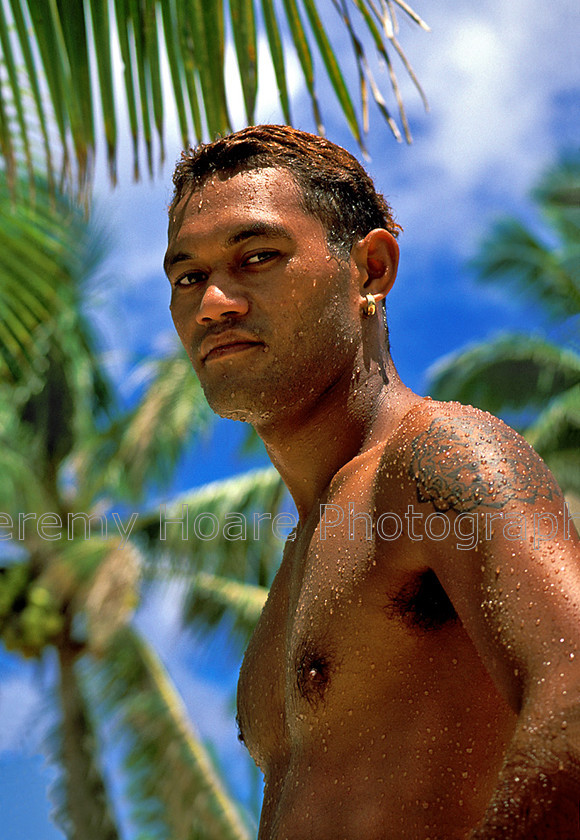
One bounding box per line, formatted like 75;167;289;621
388;398;564;515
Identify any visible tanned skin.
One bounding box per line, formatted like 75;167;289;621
165;166;580;839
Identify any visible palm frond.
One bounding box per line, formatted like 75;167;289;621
114;350;211;490
82;542;141;656
138;467;287;586
0;173;114;428
184;572;268;644
94;625;251;840
345;0;429;142
259;0;292;123
36;538;137;630
428;334;580;415
0;397;54;511
471;219;580;320
534;152;580;245
1;0;429;195
541;451;580;502
524;384;580;496
430;154;580;500
75;349;212;504
0;175;76;385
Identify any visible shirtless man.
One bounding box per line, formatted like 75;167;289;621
164;125;580;839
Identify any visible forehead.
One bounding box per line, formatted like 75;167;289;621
167;167;318;250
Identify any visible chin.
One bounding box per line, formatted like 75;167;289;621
215;407;251;422
216;404;277;424
202;369;308;426
204;389;272;424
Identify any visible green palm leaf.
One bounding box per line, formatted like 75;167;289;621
526;384;580;454
139;467;287;585
472;219;580;320
0;1;54;188
259;0;292;123
0;173;114;418
0;175;75;384
525;384;580;496
76;348;212;505
534;153;580;245
301;0;362;142
540;451;580;503
116;350;211;487
95;625;251;840
472;154;580;320
230;0;259;123
429;154;580;502
184;572;269;644
0;408;52;511
428;334;580;415
1;0;429;195
88;0;117;183
0;163;263;837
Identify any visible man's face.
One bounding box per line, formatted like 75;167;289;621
164;167;363;424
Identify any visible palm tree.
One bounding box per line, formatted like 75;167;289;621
0;0;430;196
427;153;580;502
0;0;432;422
0;169;288;838
0;2;432;834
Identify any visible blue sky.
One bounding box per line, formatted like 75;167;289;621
1;0;579;836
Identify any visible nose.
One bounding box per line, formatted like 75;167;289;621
195;279;249;325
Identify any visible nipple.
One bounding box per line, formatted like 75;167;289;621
297;651;330;702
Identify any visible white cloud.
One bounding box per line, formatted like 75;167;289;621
372;0;580;253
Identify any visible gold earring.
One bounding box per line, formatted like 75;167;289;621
362;294;376;317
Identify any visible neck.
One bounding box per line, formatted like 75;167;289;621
253;352;419;520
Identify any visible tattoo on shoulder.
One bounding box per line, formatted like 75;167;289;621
408;414;561;513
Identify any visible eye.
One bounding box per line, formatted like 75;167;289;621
243;250;279;266
174;270;207;288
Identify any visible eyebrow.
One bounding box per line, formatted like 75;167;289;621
226;221;290;246
164;222;292;275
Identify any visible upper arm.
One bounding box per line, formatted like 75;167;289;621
403;404;580;715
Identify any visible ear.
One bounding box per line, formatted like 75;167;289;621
352;228;399;303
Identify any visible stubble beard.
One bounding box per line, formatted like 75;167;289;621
197;346;282;425
200;327;359;429
199;352;301;426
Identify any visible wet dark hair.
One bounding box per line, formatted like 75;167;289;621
170;124;402;256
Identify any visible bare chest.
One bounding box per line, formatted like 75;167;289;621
237;469;432;767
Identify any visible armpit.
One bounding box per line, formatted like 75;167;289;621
386;568;458;632
408;412;561;514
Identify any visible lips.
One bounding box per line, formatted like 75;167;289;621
200;331;264;363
